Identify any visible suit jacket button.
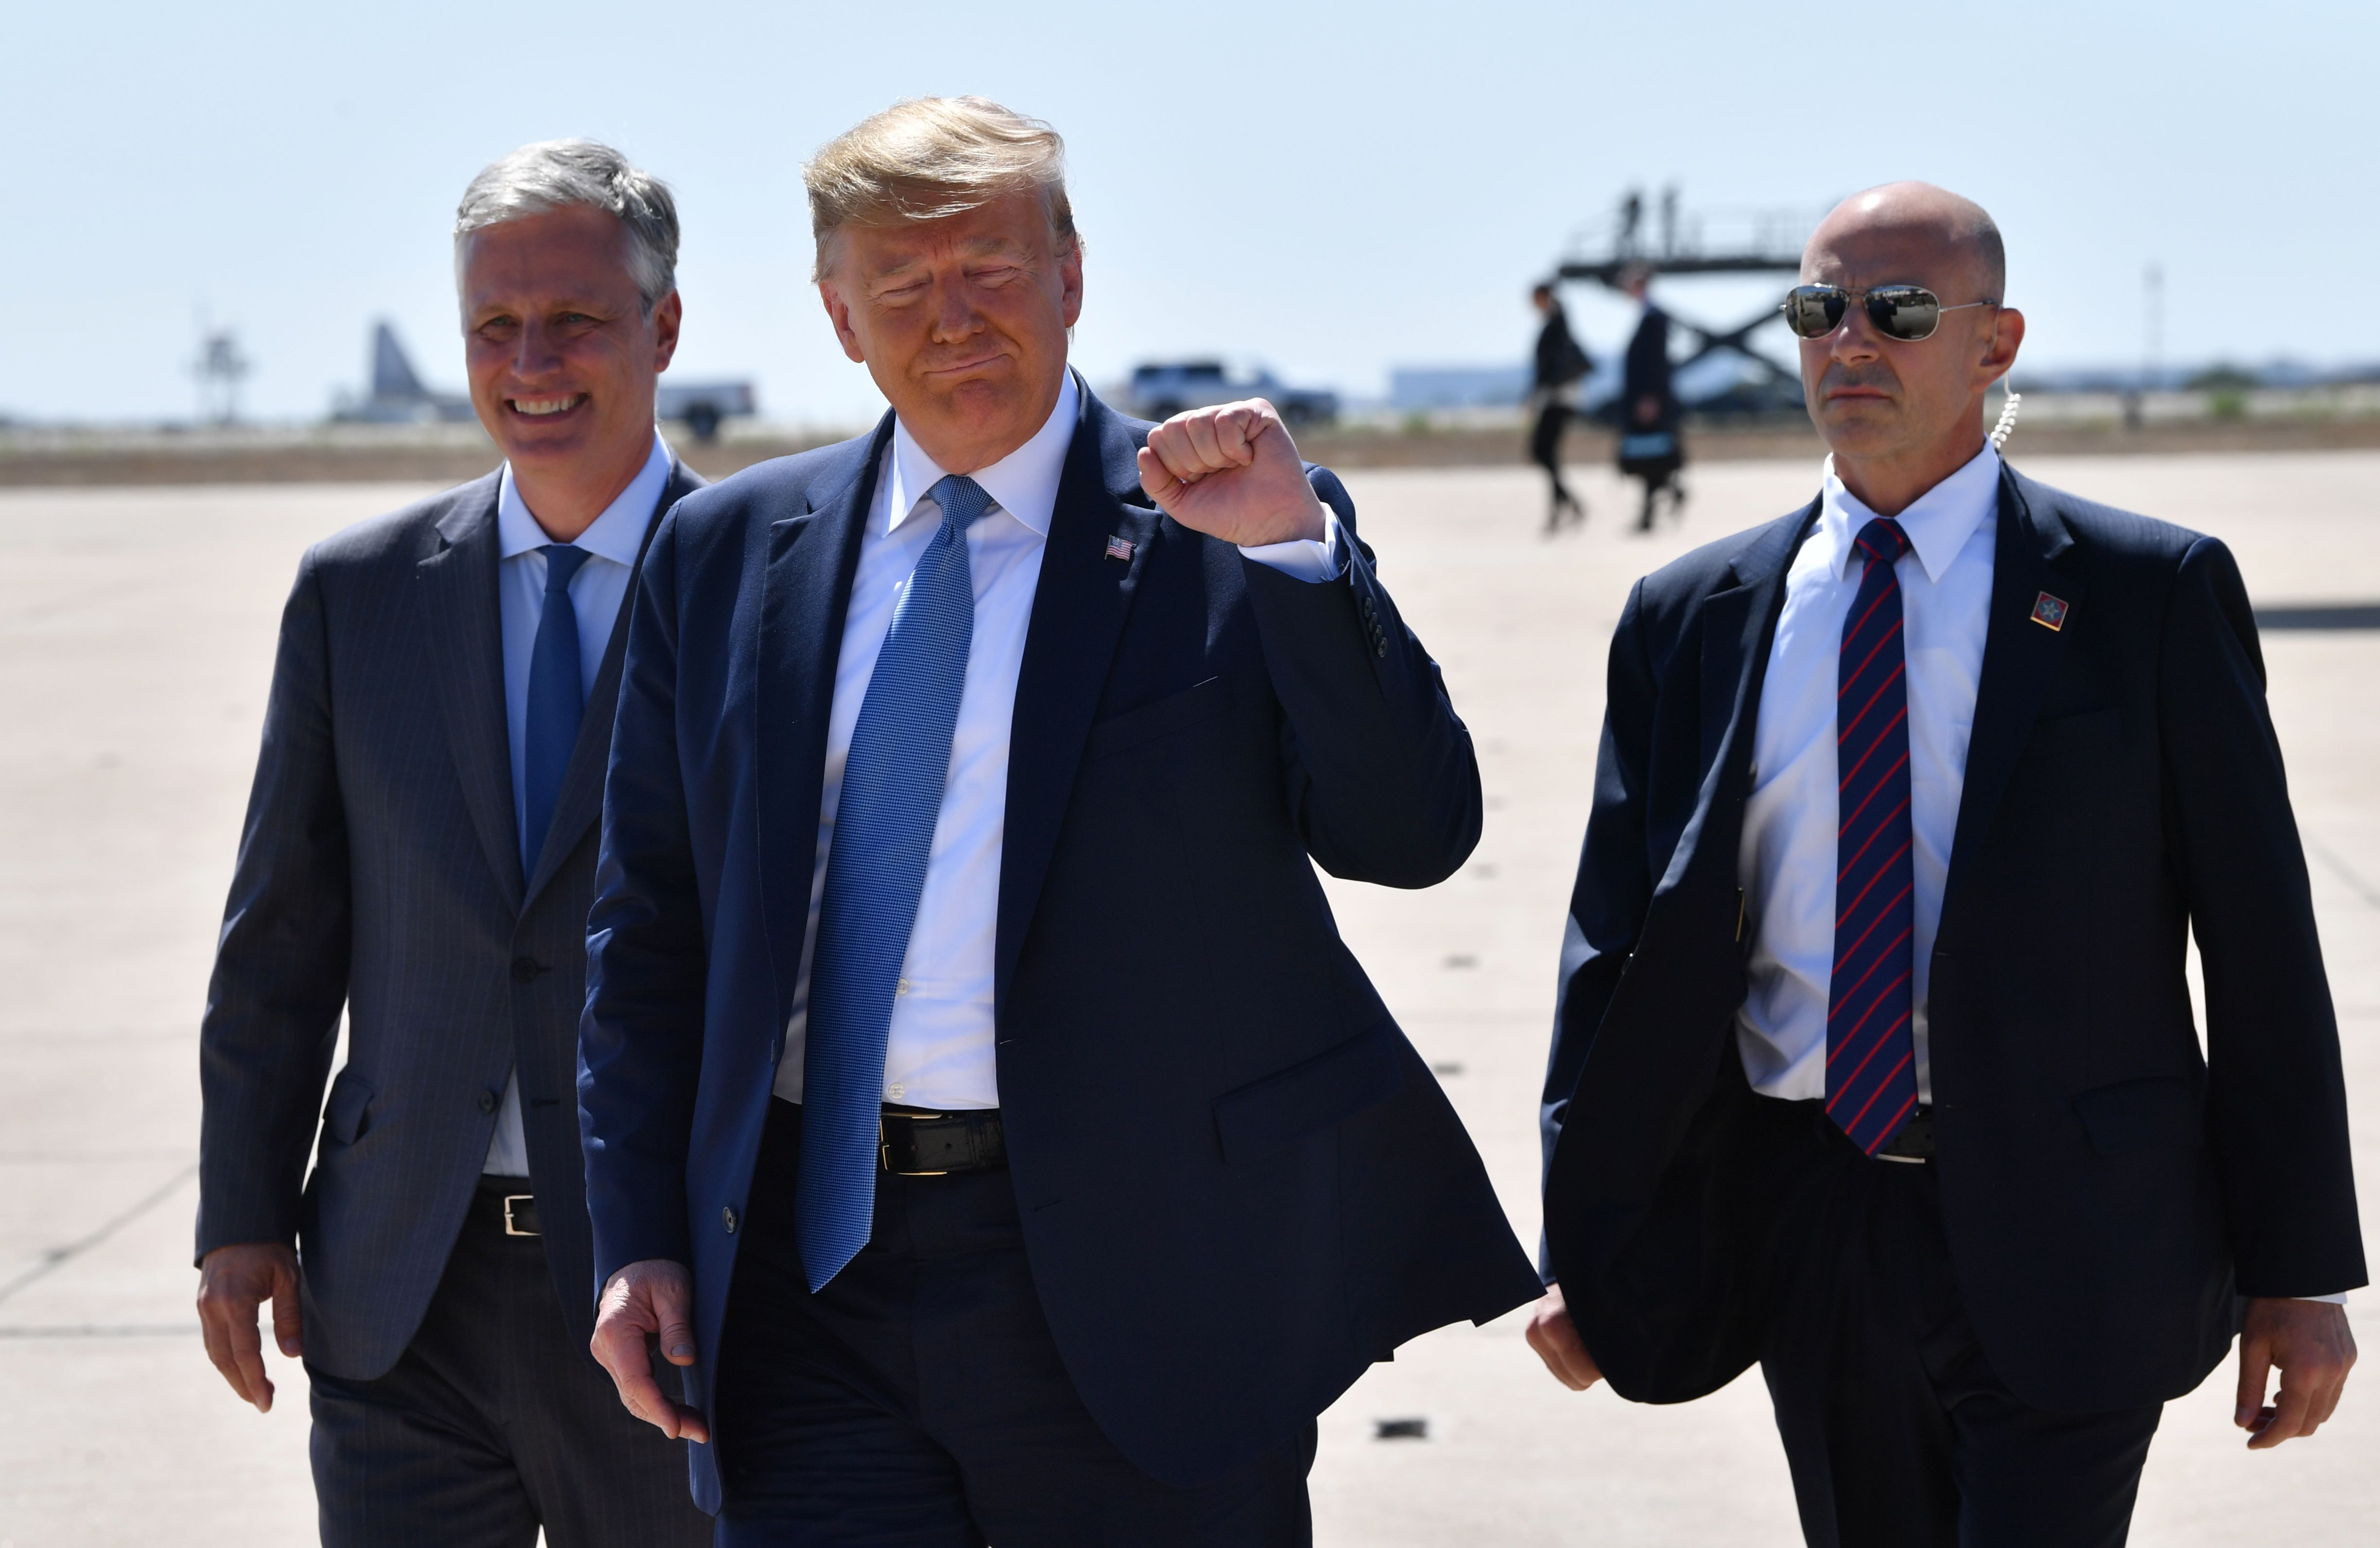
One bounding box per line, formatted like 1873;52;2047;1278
511;956;541;983
722;1207;738;1235
477;1090;498;1114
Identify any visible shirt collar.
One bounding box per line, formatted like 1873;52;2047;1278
884;369;1079;539
497;427;674;564
1816;442;2001;584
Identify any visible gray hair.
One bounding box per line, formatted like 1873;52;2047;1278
803;97;1074;282
453;139;679;313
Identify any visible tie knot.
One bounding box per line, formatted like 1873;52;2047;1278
927;475;994;533
539;544;592;594
1854;518;1910;569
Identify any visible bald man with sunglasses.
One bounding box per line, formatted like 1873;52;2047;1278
1527;183;2362;1547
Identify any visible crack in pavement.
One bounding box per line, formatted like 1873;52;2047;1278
0;1160;198;1306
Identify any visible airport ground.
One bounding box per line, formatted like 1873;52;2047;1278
0;449;2374;1545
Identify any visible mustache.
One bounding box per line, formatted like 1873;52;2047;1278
1820;364;1899;397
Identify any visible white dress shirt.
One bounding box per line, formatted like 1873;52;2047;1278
483;428;674;1175
770;372;1341;1111
1736;444;2001;1105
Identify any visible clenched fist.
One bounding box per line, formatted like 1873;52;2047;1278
1137;399;1327;548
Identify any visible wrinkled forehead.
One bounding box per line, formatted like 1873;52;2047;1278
828;186;1059;280
461;208;638;304
1801;213;1989;300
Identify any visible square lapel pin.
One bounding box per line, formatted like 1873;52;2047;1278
1104;534;1137;563
2031;591;2070;631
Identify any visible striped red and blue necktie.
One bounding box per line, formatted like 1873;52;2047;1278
1827;517;1920;1155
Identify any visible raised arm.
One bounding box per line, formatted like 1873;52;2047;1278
1140;399;1483;889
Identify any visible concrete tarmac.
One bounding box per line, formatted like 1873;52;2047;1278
2;451;2373;1545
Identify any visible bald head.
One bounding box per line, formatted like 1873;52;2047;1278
1793;180;2024;514
1807;182;2004;301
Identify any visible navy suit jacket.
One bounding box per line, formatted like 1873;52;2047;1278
1540;464;2365;1413
198;462;700;1378
580;385;1541;1508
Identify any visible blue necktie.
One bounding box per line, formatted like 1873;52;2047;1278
522;543;591;876
1827;517;1920;1155
797;475;993;1290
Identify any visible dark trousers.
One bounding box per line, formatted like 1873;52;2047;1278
1752;1098;2164;1548
713;1098;1316;1547
307;1178;711;1548
1528;399;1581;521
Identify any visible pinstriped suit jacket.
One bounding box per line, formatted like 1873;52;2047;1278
197;460;702;1379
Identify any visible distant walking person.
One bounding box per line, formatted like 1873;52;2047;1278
194;140;711;1548
1616;262;1686;530
1529;282;1593;532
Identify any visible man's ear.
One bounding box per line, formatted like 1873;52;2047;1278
1983;306;2025;382
651;291;683;372
1058;237;1086;330
819;281;867;365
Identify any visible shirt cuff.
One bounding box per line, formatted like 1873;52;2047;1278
2296;1293;2352;1305
1237;507;1344;583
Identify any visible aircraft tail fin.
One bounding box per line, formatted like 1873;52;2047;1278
371;322;428;400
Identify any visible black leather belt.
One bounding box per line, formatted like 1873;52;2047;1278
1876;1107;1935;1164
475;1177;542;1235
880;1107;1006;1176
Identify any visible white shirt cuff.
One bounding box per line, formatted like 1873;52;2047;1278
1237;506;1344;583
2296;1293;2351;1305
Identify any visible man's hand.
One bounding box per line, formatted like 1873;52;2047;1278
1137;399;1327;548
196;1242;303;1412
2235;1296;2356;1449
592;1258;709;1444
1524;1283;1605;1392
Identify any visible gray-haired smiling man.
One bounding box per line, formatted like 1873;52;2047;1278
194;140;711;1548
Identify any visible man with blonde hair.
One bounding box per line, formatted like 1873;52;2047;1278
579;97;1540;1543
196;139;711;1546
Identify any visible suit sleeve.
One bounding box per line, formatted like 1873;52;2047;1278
2160;536;2366;1297
1540;579;1659;1184
1241;465;1483;889
578;509;706;1282
196;548;352;1262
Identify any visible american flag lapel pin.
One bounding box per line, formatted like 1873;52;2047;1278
2030;591;2069;631
1104;534;1136;563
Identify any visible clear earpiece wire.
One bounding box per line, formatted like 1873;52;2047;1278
1989;368;2021;450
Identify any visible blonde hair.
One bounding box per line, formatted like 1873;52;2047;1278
803;97;1075;281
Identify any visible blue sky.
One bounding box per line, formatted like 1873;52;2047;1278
6;0;2374;423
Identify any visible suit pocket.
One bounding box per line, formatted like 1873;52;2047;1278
1212;1020;1407;1164
322;1067;375;1147
1084;676;1232;763
2072;1075;2202;1154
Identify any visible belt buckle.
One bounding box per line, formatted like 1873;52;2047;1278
502;1194;539;1236
880;1112;951;1177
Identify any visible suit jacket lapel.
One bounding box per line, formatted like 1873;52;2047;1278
994;391;1162;1014
418;476;524;912
1938;469;2081;945
522;460;706;907
755;419;891;1018
1672;501;1817;892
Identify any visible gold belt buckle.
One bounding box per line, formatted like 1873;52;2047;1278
880;1111;950;1177
502;1194;538;1236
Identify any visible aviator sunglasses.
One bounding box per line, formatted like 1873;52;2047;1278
1781;284;1999;342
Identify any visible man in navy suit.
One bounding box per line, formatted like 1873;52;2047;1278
1527;184;2361;1546
578;96;1540;1544
196;141;710;1546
